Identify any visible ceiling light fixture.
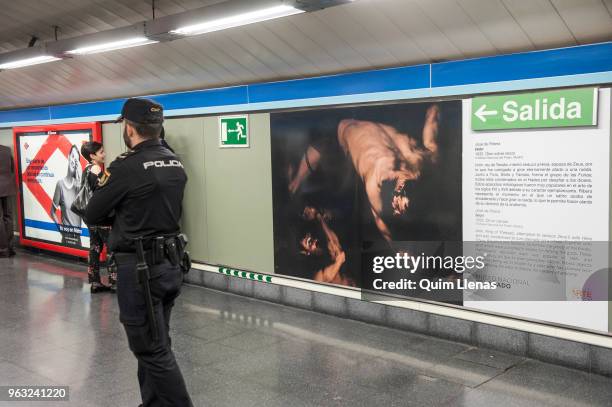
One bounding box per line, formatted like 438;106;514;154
0;1;354;71
66;37;158;55
170;5;303;36
0;55;61;70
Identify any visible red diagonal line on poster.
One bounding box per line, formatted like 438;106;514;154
23;135;86;224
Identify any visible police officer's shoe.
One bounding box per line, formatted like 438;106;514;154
90;282;111;293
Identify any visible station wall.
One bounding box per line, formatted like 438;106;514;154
2;41;612;343
99;91;611;335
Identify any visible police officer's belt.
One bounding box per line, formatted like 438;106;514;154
114;249;163;266
114;235;183;266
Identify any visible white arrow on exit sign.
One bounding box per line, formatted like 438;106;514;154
475;104;498;122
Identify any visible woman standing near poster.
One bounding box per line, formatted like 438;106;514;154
50;144;82;247
80;142;115;293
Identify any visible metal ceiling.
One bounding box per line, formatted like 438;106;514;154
0;0;610;110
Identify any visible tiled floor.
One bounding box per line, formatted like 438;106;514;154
1;250;612;406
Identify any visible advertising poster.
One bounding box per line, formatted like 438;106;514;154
462;88;610;332
270;101;463;304
13;123;102;258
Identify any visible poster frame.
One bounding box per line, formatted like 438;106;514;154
12;122;102;258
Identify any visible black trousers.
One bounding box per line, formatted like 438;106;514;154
87;227;110;284
116;256;193;407
0;196;13;255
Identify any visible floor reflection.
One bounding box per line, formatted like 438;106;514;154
1;251;612;406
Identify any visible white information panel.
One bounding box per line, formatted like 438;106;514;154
462;88;610;332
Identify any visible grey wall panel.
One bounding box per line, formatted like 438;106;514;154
104;114;274;272
0;128;12;147
102;119;211;263
164;117;209;263
101;122;128;166
202;113;274;273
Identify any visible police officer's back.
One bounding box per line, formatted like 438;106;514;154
86;138;186;252
84;98;193;407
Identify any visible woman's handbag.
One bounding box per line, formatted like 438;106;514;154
71;164;93;218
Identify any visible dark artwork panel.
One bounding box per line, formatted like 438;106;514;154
270;100;462;304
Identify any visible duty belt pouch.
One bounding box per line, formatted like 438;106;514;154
153;236;165;265
177;233;191;274
165;237;180;266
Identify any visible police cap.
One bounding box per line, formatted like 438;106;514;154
116;98;164;124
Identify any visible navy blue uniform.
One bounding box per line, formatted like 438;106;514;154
84;139;192;407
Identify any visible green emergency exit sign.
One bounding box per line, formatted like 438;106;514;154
472;87;598;130
219;115;249;147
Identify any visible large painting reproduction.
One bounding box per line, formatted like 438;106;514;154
270;101;463;304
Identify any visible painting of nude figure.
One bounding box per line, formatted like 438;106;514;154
270;100;462;303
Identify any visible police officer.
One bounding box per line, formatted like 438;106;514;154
84;98;193;407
